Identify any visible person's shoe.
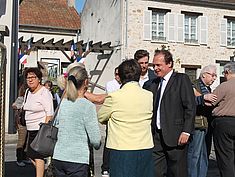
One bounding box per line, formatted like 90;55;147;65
16;161;26;167
101;171;110;177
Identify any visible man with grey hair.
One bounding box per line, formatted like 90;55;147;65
187;64;217;177
212;62;235;177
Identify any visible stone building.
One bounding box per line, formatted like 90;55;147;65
81;0;235;91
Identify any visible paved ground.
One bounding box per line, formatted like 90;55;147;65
4;125;220;177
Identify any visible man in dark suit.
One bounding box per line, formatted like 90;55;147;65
143;49;196;177
134;49;156;87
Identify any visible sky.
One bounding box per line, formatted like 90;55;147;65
75;0;86;13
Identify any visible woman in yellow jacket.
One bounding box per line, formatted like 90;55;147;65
98;59;154;177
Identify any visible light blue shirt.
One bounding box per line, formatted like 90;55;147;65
53;98;101;164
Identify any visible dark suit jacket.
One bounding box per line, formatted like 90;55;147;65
148;69;156;80
143;72;196;147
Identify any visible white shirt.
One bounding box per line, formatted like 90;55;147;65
24;86;54;130
156;70;173;129
139;71;149;88
105;79;121;93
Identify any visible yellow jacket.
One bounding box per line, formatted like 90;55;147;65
98;82;154;150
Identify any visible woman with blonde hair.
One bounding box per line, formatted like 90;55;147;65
52;64;101;177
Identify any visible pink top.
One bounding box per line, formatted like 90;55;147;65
24;86;54;130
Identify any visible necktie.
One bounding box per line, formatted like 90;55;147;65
207;86;211;93
156;78;163;109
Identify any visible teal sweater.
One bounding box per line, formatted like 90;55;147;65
53;98;101;164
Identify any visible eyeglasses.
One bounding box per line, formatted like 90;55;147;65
26;76;37;81
205;72;217;77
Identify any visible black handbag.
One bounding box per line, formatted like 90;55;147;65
30;98;61;157
20;89;30;126
19;110;26;126
30;121;58;157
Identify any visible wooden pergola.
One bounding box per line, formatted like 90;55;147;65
19;36;115;91
19;36;113;61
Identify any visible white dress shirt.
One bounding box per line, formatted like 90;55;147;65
156;70;173;129
139;71;149;88
105;79;121;93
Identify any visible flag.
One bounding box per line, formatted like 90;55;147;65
78;39;90;63
70;40;76;61
18;38;32;64
19;54;28;64
27;38;32;51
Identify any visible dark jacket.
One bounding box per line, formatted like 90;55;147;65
143;72;196;147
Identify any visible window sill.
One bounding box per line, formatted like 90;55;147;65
226;46;235;49
151;40;168;44
184;42;200;46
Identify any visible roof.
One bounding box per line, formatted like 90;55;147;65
19;0;80;30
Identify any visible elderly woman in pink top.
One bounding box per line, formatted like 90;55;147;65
23;67;54;177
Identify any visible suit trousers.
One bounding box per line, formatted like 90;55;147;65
101;125;110;172
153;129;188;177
213;117;235;177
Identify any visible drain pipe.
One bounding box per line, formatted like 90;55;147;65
125;0;128;59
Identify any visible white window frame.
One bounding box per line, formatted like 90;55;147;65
151;11;166;41
184;15;198;44
227;20;235;46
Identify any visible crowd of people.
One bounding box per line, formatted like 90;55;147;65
12;49;235;177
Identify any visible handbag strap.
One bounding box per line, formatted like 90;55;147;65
22;89;30;110
51;92;64;125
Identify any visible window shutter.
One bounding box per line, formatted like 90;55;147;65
177;14;184;43
220;18;227;46
166;13;176;42
165;14;168;41
143;10;152;41
198;16;208;45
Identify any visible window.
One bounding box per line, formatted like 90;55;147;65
152;12;166;41
184;15;198;43
185;68;197;82
182;64;201;82
182;11;207;45
143;8;170;41
144;10;207;44
227;19;235;46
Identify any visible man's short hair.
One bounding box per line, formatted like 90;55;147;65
118;59;141;85
200;65;217;77
134;49;149;61
154;49;174;68
224;62;235;74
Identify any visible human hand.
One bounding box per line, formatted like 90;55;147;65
204;93;217;103
178;133;190;146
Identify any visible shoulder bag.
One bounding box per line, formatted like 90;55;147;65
30;97;61;157
20;89;30;126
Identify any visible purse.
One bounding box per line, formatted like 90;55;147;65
20;89;30;126
30;97;61;157
30;121;58;157
195;115;208;129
